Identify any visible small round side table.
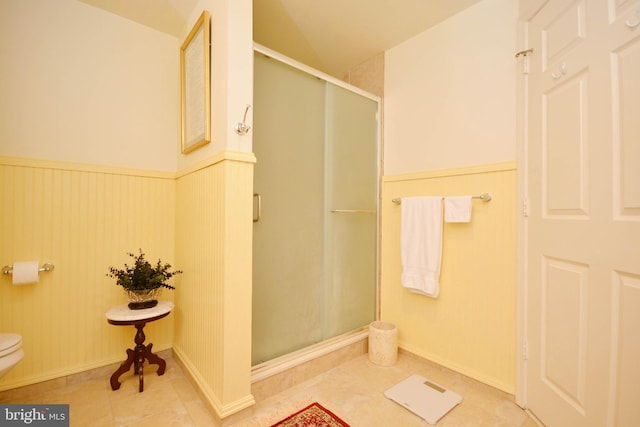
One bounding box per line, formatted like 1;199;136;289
106;301;174;392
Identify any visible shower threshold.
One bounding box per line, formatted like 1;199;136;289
251;327;369;383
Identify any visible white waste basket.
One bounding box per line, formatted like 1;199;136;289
368;321;398;366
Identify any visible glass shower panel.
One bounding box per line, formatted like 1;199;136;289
252;54;325;365
252;50;379;366
323;84;378;338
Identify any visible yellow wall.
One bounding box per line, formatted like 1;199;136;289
381;162;517;393
0;152;257;419
0;0;520;413
173;152;255;417
0;0;255;419
379;0;519;396
0;0;256;418
0;156;176;390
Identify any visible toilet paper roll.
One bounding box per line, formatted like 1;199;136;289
12;261;40;285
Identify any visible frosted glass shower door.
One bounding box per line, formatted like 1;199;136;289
323;84;378;338
252;51;378;366
252;54;325;365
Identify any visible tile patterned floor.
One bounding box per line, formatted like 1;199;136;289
0;352;216;427
238;352;540;427
0;351;540;426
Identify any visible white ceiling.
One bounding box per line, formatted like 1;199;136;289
253;0;481;77
78;0;481;78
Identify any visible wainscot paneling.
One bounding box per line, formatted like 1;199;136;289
380;162;517;393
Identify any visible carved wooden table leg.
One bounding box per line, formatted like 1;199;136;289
106;302;173;392
134;322;147;392
144;342;166;375
126;321;168;392
110;348;135;390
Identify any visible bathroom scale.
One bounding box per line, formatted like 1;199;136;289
384;374;462;424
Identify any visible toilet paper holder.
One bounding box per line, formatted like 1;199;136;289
2;262;55;275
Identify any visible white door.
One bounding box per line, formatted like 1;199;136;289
524;0;640;426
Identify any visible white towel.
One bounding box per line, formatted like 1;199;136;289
400;197;443;298
444;196;472;223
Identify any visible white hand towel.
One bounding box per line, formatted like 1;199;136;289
444;196;472;223
400;196;443;298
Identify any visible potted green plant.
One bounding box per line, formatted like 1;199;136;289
107;249;182;309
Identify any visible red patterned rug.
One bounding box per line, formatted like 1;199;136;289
270;402;349;427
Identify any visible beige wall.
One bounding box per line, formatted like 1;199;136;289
0;2;180;391
0;0;180;171
383;0;518;175
172;0;256;419
0;0;256;419
177;0;254;170
343;53;385;98
0;0;522;414
381;0;520;393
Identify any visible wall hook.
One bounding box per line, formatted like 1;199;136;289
551;62;567;79
235;104;251;135
625;10;640;28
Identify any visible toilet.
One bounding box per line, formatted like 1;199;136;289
0;333;24;379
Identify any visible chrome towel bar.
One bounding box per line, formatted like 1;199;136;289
391;193;492;204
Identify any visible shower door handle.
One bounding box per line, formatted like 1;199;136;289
253;193;261;223
330;209;376;214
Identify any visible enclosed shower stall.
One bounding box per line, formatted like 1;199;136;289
252;46;379;366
